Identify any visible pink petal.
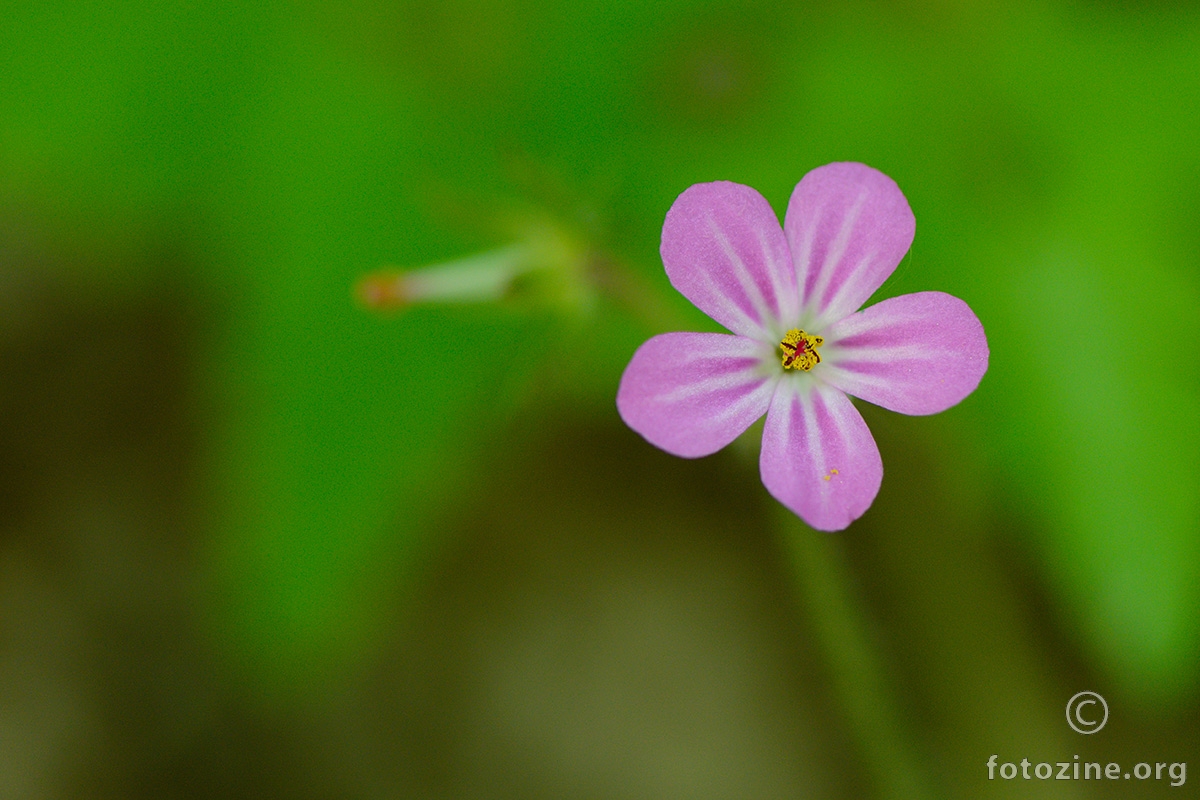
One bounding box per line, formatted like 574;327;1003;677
759;382;882;531
661;182;799;339
820;291;989;415
784;163;915;327
617;332;778;458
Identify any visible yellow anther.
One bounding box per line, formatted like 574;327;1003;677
779;329;824;371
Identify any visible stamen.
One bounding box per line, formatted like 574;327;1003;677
779;329;824;371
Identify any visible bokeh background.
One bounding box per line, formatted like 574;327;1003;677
2;0;1198;797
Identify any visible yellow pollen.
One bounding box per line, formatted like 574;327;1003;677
779;329;824;371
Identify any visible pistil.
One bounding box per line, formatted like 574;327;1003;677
779;329;824;371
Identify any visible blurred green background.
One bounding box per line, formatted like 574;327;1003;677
2;0;1198;797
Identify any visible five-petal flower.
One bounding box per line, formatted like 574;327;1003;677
616;162;989;531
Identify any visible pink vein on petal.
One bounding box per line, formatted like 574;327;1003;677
784;163;915;326
759;382;882;531
662;182;798;338
617;332;778;458
821;291;989;415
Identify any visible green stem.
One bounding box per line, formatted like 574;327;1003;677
774;507;934;800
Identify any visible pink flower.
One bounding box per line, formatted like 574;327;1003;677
617;163;989;531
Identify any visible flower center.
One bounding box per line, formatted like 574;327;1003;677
779;329;824;371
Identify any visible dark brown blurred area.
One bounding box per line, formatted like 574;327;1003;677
328;416;867;798
0;234;867;797
0;235;331;798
